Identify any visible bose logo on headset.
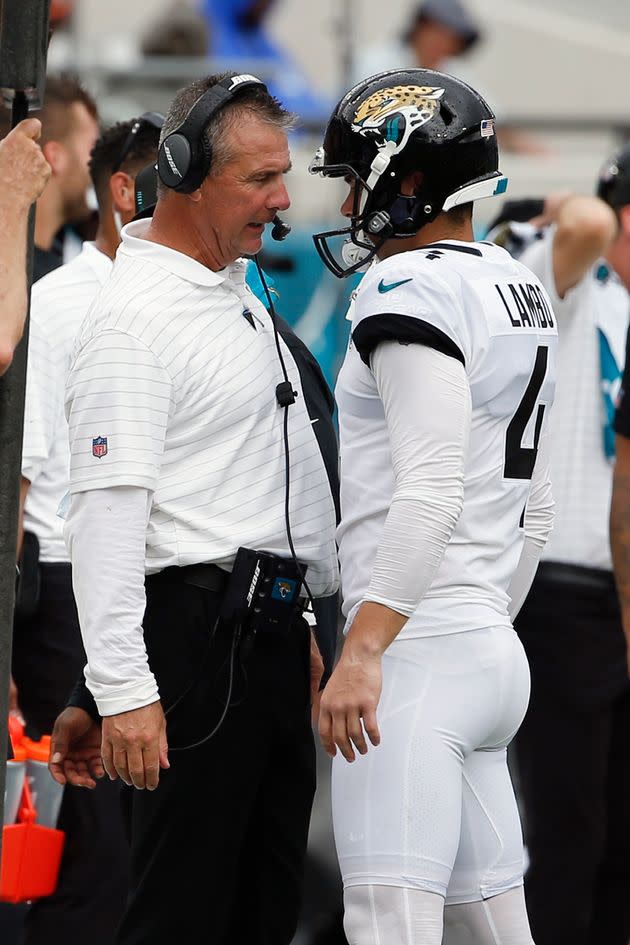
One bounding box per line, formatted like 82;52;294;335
228;74;260;91
162;143;182;178
157;73;267;195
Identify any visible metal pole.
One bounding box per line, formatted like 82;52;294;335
0;0;51;850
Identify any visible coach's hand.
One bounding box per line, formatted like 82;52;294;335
102;701;169;791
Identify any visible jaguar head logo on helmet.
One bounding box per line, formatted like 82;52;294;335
309;67;509;278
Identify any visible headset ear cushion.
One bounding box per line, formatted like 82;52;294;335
158;133;193;191
181;129;213;193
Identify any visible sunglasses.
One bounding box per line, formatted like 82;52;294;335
112;111;165;173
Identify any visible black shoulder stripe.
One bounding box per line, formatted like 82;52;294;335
424;242;482;257
352;313;465;368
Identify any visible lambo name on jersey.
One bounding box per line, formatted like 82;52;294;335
336;239;557;637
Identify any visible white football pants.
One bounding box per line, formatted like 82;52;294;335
332;627;533;942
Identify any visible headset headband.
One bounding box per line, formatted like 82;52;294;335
157;73;267;194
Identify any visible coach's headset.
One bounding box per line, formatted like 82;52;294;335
156;71;290;241
155;70;294;401
156;75;313;750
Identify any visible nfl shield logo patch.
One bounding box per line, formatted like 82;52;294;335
92;436;108;459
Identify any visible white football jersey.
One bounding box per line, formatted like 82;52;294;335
336;239;558;637
519;228;629;570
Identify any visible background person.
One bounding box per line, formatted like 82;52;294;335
352;0;481;82
495;149;630;945
8;116;163;945
18;75;99;281
352;0;546;156
0;72;97;945
0;75;100;283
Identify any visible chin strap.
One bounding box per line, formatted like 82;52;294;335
359;141;398;217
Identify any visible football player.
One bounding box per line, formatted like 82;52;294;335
310;69;557;945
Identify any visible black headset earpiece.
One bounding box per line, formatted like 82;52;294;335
157;73;267;194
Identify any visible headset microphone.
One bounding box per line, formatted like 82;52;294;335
271;215;291;241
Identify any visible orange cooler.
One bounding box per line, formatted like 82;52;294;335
4;744;26;826
22;736;64;828
0;731;65;903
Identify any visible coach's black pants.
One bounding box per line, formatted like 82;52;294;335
5;561;129;945
513;563;630;945
115;572;315;945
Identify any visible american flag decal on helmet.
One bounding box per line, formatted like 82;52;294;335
92;436;108;459
480;119;495;138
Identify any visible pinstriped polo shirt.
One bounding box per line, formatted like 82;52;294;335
65;220;339;597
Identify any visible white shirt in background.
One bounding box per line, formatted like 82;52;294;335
22;242;113;562
519;228;629;570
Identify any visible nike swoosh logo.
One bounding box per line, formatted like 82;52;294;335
378;278;412;293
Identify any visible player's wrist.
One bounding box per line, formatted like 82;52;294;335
345;600;407;657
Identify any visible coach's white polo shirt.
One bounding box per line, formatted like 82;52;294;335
22;242;112;562
65;219;339;597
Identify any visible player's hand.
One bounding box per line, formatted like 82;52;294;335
318;650;382;763
49;707;104;789
101;701;169;791
0;119;51;208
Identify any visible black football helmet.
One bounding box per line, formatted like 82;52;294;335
310;68;508;277
597;142;630;210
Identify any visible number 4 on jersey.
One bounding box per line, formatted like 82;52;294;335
504;346;549;480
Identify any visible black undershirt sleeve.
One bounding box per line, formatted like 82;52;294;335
66;675;100;722
352;313;465;368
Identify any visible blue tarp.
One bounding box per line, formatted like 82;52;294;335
258;225;358;393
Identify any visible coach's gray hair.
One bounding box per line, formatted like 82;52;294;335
157;73;296;196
